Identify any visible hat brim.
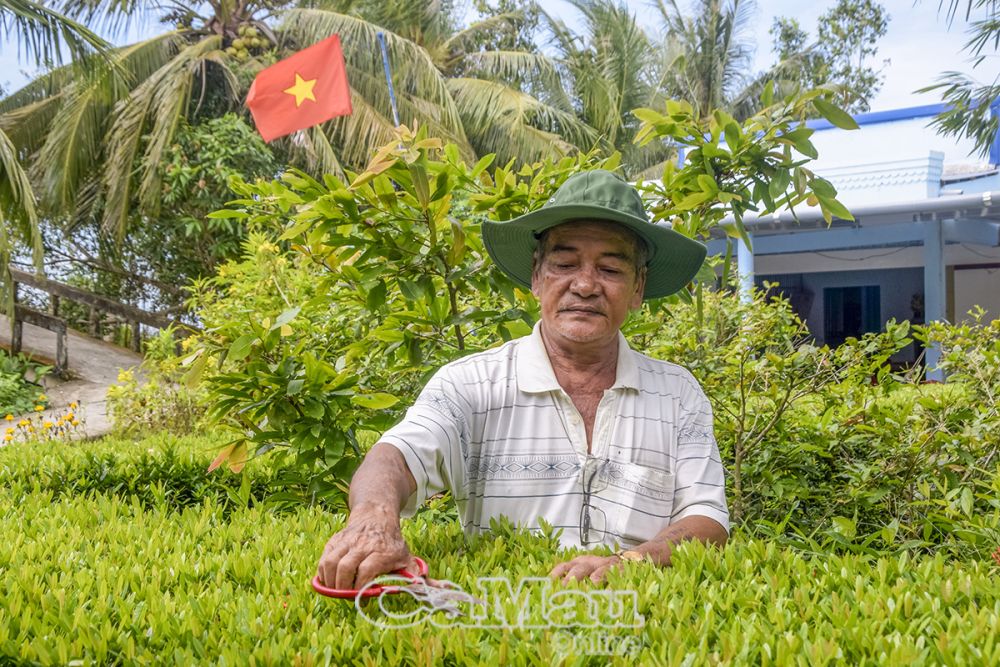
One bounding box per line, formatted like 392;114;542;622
482;203;707;300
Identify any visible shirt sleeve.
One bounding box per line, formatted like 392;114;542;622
377;366;469;517
671;380;731;534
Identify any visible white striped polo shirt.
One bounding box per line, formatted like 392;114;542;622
380;321;730;549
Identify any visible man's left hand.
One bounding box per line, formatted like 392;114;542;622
549;555;621;583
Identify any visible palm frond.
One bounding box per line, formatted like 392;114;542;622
31;31;185;218
449;77;598;165
282;125;346;180
0;127;42;270
460;50;573;111
442;11;523;52
0;94;64;159
319;85;399;168
0;0;111;67
102;34;232;237
281;7;472;151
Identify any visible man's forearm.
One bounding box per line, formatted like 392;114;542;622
630;515;728;566
347;442;418;522
317;443;419;589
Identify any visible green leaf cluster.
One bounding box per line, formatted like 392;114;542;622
187;126;598;506
636;284;1000;560
2;432;1000;664
633;88;856;248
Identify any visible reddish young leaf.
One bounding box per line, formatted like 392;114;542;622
207;443;236;473
228;441;250;474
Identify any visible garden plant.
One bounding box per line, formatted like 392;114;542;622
1;69;998;661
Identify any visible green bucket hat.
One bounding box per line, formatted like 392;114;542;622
481;169;707;300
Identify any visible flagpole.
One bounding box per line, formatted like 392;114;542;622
376;32;401;127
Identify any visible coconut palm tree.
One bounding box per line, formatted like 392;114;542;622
0;0;597;240
542;0;674;176
654;0;761;119
654;0;806;121
1;0;110;315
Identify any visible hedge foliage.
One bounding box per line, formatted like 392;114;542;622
3;433;1000;665
186;93;855;509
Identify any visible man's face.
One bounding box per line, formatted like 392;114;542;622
530;221;647;347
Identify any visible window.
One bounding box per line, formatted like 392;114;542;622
823;286;881;347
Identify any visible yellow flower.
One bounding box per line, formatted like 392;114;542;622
42;421;53;429
71;419;80;427
69;402;78;409
3;434;11;442
65;412;74;421
56;419;65;427
18;419;29;427
4;427;13;435
4;414;12;421
34;405;44;412
27;426;34;433
37;394;47;401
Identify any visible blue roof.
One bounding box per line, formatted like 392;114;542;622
806;103;951;131
807;100;999;165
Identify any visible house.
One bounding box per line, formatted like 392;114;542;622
709;102;1000;380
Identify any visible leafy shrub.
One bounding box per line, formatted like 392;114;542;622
2;483;1000;664
188;90;852;508
106;328;208;437
4;425;999;664
0;351;49;416
634;285;1000;559
0;431;268;513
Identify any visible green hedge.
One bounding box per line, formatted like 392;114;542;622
0;431;269;514
3;434;1000;665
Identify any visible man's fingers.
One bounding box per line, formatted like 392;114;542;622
355;552;410;589
334;552;364;590
561;558;598;582
589;563;615;583
549;560;573;579
317;541;349;586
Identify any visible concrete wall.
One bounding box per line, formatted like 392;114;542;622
953;266;1000;323
809;114;983;171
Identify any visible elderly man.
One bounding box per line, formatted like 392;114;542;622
316;169;729;587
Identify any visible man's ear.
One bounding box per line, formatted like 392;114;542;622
530;262;542;299
630;267;647;310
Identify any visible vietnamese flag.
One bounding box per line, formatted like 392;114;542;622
247;35;352;142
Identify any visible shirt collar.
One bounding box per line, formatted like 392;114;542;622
516;321;641;393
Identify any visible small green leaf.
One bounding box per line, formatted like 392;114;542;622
814;97;860;130
351;393;400;410
272;307;301;330
831;516;857;540
206;209;248;219
227;334;256;362
960;487;974;516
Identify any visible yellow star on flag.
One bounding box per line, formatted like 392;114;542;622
283;73;317;107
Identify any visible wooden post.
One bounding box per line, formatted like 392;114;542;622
55;329;68;378
11;320;22;354
131;320;141;352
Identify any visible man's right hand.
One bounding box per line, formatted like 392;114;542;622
316;505;413;590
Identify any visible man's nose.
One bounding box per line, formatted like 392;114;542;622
570;266;601;296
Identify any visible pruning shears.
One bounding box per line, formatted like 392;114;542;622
311;557;483;616
311;557;430;598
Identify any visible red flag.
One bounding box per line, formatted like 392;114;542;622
246;35;352;142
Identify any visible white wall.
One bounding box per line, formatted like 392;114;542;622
953;267;1000;323
809;115;984;170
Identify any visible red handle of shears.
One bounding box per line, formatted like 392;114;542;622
311;557;429;598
